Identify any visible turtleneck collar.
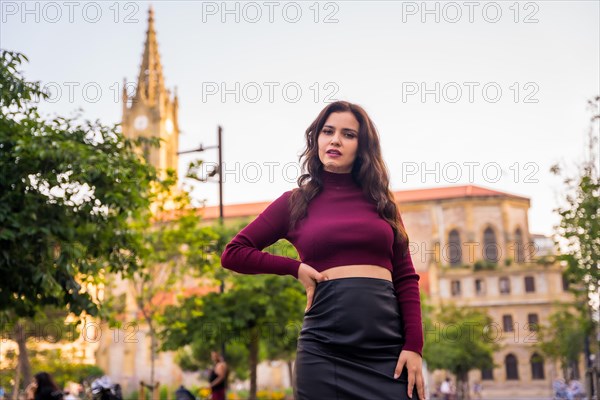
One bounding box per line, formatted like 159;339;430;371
319;168;357;188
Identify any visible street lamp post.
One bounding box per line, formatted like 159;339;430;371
178;125;226;358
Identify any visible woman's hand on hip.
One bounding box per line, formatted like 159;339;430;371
297;262;328;312
395;349;425;399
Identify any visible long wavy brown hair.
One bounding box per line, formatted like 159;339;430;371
288;100;409;249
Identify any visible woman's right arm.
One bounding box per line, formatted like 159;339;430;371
220;190;302;279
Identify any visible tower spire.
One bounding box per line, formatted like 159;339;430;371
136;5;166;104
122;4;179;175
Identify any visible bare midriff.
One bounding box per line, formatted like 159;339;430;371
320;264;392;282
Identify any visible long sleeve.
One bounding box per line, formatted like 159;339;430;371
220;190;302;279
391;212;424;356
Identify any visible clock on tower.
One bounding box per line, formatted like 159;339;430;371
134;115;149;131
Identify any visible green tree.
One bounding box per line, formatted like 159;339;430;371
0;307;78;392
551;95;600;300
423;303;499;400
159;265;305;400
259;240;303;386
29;348;104;389
119;169;219;387
0;49;157;318
0;49;159;392
550;94;600;390
537;308;588;380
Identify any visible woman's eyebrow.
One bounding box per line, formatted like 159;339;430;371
323;124;358;134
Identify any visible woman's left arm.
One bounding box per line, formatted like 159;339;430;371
391;212;425;399
210;363;227;388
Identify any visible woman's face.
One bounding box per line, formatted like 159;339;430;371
317;111;359;173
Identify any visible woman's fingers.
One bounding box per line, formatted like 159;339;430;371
299;263;329;312
305;286;314;312
407;368;415;398
416;372;425;399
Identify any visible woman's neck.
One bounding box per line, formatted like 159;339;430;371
320;168;357;188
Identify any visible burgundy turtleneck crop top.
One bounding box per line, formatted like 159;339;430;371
220;169;424;355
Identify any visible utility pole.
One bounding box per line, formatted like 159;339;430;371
178;125;226;359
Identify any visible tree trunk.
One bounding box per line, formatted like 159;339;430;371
14;321;32;387
248;326;259;400
12;358;20;400
456;371;470;400
150;330;156;387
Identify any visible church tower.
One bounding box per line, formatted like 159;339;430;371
122;6;179;174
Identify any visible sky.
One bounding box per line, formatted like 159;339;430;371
2;0;599;236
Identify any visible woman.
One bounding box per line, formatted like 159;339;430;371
25;372;64;400
208;351;229;400
221;100;425;399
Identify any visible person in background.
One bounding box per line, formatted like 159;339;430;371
568;379;585;400
553;378;568;399
175;385;195;400
208;351;229;400
62;391;76;400
440;378;451;400
472;380;483;399
25;372;64;400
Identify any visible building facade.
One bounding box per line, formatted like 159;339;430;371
396;185;583;398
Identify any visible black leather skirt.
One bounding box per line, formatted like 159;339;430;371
293;277;411;400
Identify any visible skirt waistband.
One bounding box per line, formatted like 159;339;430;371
316;276;394;287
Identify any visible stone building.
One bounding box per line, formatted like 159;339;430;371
395;184;583;398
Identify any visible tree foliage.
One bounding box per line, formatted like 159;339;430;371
551;95;600;306
537;308;588;379
109;168;221;386
423;303;499;399
0;49;158;319
158;243;306;400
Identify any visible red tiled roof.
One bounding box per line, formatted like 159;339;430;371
393;184;530;203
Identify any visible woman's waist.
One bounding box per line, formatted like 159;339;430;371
319;264;392;282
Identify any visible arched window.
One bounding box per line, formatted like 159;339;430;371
531;353;545;380
505;353;519;380
514;228;525;263
484;227;499;263
448;229;462;266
